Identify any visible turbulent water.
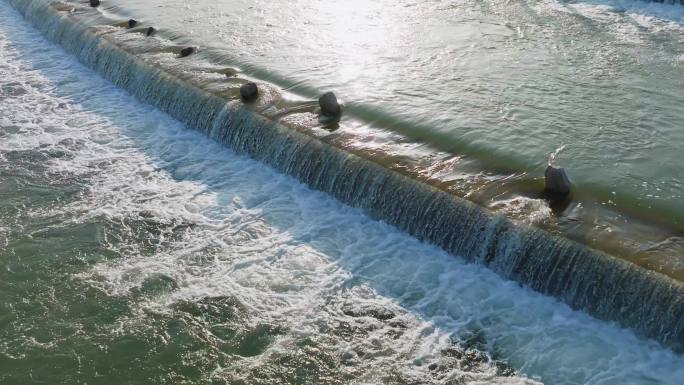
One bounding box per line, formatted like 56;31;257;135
78;0;684;283
1;1;684;384
107;0;684;224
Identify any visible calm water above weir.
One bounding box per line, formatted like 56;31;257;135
109;0;684;205
97;0;684;278
2;0;684;384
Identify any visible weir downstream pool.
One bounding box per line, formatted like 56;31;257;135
1;0;683;384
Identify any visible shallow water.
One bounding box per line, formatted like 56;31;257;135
67;0;684;281
105;0;684;223
2;1;684;384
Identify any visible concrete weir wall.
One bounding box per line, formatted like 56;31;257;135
9;0;684;353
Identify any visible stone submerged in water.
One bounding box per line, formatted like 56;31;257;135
222;68;238;77
240;82;259;102
146;27;156;36
128;19;137;28
318;91;341;118
89;0;100;7
179;47;195;58
544;165;571;197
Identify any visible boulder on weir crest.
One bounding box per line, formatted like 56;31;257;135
179;47;195;58
240;82;259;102
544;165;572;198
318;91;341;119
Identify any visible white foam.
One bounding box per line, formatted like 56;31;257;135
1;1;683;384
489;197;553;225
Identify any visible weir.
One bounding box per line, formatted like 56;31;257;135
7;0;683;353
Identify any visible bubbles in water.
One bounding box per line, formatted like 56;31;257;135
489;197;553;225
2;1;684;384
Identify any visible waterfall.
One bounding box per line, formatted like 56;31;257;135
8;0;683;353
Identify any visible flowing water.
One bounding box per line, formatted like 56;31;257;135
1;0;684;384
81;0;684;280
107;0;684;208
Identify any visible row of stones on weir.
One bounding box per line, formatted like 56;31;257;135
92;0;570;201
120;19;343;120
19;0;683;355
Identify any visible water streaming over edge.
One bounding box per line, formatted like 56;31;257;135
2;2;684;383
7;0;684;353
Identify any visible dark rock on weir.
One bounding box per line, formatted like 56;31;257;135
179;47;195;58
544;165;571;197
89;0;100;7
318;91;341;118
128;19;137;28
240;82;259;102
146;27;156;36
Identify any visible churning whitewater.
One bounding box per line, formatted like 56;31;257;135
8;0;684;353
1;1;684;384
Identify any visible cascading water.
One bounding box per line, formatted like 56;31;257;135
2;0;684;383
6;0;682;354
